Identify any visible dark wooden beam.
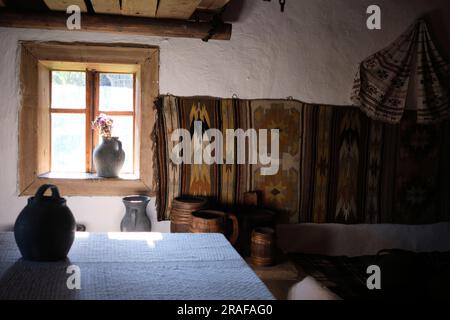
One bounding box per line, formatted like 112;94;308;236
0;8;232;40
84;0;95;14
3;0;49;11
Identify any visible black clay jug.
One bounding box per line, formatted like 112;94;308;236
14;184;76;261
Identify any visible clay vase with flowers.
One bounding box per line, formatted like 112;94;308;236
92;114;125;178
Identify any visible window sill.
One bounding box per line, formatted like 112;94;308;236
20;172;153;197
39;172;140;181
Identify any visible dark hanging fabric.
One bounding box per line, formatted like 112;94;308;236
351;19;450;124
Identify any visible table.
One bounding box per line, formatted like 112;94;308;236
0;232;273;300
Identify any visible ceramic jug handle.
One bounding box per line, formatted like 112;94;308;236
35;184;61;202
227;213;239;246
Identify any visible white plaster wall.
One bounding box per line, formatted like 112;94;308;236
0;0;449;232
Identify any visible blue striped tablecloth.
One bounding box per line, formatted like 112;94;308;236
0;232;273;300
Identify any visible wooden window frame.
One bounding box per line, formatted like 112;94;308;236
18;42;159;196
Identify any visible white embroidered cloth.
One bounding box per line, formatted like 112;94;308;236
352;19;450;124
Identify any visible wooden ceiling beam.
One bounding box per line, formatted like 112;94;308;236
197;0;231;11
156;0;202;20
91;0;121;15
122;0;157;18
0;9;232;40
43;0;87;12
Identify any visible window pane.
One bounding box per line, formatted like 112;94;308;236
99;116;134;174
51;113;86;173
99;73;134;111
51;71;86;109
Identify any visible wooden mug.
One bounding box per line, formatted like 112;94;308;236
190;210;239;245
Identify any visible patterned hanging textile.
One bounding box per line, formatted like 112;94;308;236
351;19;450;124
153;96;450;224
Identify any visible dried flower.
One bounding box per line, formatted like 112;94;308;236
92;113;114;139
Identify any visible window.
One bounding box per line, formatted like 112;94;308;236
51;71;87;173
50;71;135;174
18;42;159;196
